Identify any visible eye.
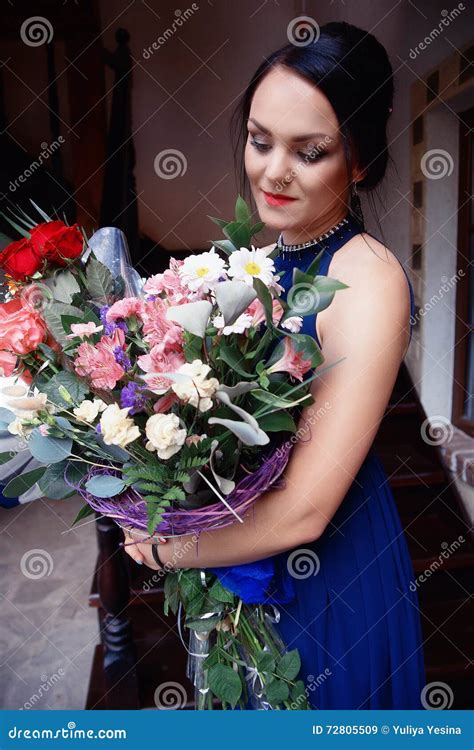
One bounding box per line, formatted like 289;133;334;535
249;136;271;152
298;149;327;163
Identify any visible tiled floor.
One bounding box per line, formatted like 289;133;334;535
0;495;98;709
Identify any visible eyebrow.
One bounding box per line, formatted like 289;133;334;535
247;117;333;143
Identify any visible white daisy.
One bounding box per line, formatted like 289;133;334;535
179;247;227;293
227;246;276;287
213;312;253;335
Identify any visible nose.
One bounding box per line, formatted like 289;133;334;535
264;145;293;189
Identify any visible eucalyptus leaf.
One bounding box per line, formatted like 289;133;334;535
29;427;73;464
2;466;46;497
85;474;126;498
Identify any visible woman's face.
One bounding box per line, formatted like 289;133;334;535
244;66;362;244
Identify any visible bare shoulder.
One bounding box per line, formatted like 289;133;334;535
317;232;411;349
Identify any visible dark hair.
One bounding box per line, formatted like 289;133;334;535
231;21;395;230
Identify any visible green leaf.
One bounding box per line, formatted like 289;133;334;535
256;652;275;674
29;426;73;464
85;256;114;303
290;679;308;706
40;371;89;408
253;277;274;327
210;239;236;257
44;269;81;304
266;677;290;704
257;411;296;433
208;579;235;604
85;475;126;498
38;460;87;499
42;303;84;347
208;663;243;708
71;502;95;525
185;613;221;633
276;649;301;681
218;344;252;378
235;195;252;224
2;466;46;497
0;451;14;465
223;221;251;252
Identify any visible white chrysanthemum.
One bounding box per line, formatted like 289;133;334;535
179;247;227;293
171;359;220;412
99;403;140;448
145;412;187;459
281;315;303;333
213;312;253;335
227;246;276;287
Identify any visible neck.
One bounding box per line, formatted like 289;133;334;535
281;207;348;246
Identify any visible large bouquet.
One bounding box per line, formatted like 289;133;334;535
0;198;346;710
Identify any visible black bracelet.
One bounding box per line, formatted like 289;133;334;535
151;543;165;570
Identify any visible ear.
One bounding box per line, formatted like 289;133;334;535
351;164;367;184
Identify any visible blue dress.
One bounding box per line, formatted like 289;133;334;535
211;213;426;709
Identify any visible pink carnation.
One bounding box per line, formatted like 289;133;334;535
0;350;18;376
106;297;146;323
0;297;46;355
142;297;184;353
137;346;186;394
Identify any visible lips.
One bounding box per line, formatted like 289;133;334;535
262;190;298;206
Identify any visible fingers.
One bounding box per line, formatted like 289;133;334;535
122;532;145;565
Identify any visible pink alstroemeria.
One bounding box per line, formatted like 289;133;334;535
142;297;184;353
143;259;190;304
74;329;126;390
246;298;284;327
137;346;186;393
153;391;179;413
66;322;103;339
266;337;312;382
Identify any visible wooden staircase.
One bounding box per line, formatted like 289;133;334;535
85;364;474;709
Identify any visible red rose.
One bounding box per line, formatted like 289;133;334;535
0;238;42;281
30;220;84;266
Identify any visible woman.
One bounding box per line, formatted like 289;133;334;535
123;21;426;709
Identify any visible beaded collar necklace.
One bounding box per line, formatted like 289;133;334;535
276;216;350;261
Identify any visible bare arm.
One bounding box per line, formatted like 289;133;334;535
127;244;411;570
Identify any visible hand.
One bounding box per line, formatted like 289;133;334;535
121;528;168;570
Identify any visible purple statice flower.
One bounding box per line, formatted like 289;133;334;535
120;382;148;414
114;346;131;371
95;423;102;434
99;305;128;336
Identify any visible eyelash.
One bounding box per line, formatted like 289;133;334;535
249;136;327;163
